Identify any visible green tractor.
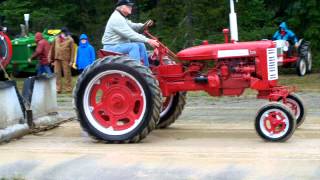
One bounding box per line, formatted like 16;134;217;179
6;30;58;77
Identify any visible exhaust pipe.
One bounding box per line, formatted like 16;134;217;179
229;0;239;42
24;14;30;36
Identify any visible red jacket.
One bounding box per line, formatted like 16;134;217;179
31;33;51;65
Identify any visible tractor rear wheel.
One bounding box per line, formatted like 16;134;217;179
157;92;187;129
255;102;296;142
74;56;162;143
299;41;312;73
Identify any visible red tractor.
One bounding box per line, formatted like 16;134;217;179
74;0;306;143
74;26;306;143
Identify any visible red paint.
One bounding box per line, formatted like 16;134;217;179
223;29;230;43
98;49;123;59
176;40;273;61
89;73;144;131
98;30;296;106
263;111;287;134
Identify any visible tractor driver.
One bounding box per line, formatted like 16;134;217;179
272;22;299;56
102;0;159;67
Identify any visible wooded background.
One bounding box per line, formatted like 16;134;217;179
1;0;319;68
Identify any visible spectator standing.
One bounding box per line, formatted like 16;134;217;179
76;34;95;72
28;32;52;75
48;27;75;93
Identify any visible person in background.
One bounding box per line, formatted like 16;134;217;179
28;32;52;75
102;0;159;67
48;27;75;93
76;34;95;73
272;22;298;45
272;22;299;56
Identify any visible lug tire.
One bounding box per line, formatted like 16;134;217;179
299;41;312;73
279;94;306;128
0;32;12;68
74;56;162;143
157;92;187;129
255;102;296;142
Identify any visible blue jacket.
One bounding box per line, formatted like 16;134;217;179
272;22;298;43
76;34;96;70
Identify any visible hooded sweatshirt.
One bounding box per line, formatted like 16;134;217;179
76;34;95;70
31;32;51;65
272;22;298;43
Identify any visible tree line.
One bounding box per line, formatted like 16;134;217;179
1;0;319;68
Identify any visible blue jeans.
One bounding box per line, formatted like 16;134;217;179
103;43;149;67
37;64;52;76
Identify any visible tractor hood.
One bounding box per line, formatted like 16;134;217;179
176;40;275;61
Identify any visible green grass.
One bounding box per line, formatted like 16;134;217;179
279;73;320;92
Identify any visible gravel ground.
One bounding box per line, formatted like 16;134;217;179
0;74;319;180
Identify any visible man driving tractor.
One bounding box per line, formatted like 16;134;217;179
272;22;298;55
101;0;159;67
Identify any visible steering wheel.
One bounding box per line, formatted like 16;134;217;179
142;20;154;31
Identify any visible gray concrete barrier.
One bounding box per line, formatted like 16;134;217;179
22;74;60;128
0;81;29;143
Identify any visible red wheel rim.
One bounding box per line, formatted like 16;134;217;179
0;32;12;68
84;70;146;135
259;108;290;139
263;111;287;135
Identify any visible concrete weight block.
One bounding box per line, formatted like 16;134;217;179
22;75;60;128
0;81;29;143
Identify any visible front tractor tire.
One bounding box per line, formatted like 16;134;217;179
279;94;306;128
157;92;187;129
74;56;162;143
255;102;296;142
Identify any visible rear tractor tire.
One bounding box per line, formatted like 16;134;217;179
157;92;187;129
74;56;162;143
296;58;307;76
299;41;312;73
255;102;296;142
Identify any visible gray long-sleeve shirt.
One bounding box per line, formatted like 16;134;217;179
102;10;149;45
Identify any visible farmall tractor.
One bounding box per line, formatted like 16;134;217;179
74;0;306;143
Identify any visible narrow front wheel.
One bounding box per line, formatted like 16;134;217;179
279;94;306;128
255;102;296;142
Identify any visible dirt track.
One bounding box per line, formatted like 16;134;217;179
0;91;319;179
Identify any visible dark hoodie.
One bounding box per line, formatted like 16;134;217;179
31;32;51;65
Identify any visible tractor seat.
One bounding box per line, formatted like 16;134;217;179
98;49;124;58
